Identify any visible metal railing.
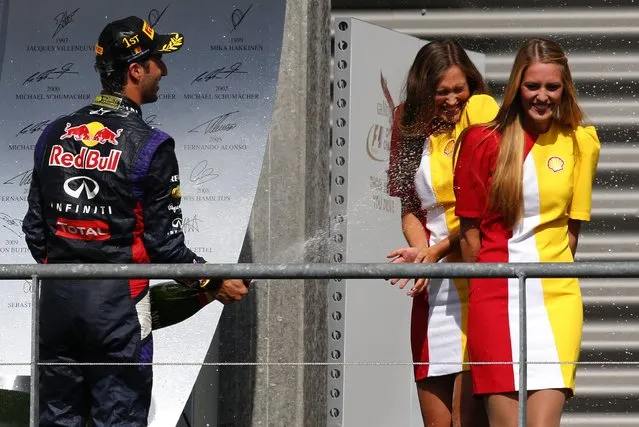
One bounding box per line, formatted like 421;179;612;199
5;261;638;426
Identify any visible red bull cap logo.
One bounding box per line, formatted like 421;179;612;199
60;122;123;147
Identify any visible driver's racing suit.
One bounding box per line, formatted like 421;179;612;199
23;94;207;426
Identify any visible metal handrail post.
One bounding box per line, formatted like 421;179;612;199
29;274;40;427
518;272;527;426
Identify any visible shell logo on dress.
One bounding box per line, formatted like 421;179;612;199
443;138;455;157
547;156;565;172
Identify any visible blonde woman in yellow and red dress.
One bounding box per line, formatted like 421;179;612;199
454;38;600;427
386;39;498;427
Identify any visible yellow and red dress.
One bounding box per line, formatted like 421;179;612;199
453;124;600;394
388;94;498;381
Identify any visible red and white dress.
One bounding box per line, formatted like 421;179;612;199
454;124;600;394
388;94;498;381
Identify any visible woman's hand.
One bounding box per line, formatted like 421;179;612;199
387;246;420;265
386;246;418;290
415;245;439;263
386;245;440;296
408;246;439;296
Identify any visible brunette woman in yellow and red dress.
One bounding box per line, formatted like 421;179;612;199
454;38;600;427
387;39;498;427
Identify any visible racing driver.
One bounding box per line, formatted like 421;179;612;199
22;16;248;426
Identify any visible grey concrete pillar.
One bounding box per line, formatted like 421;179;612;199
214;0;331;426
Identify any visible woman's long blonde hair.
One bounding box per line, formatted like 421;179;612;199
489;38;584;228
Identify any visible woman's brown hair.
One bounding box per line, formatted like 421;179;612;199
489;38;584;227
389;40;489;216
398;39;489;139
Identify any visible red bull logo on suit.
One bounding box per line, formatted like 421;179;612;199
60;121;123;146
48;145;121;172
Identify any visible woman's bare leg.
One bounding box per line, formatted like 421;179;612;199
484;393;518;427
453;371;488;427
526;389;568;427
416;374;455;427
483;389;568;427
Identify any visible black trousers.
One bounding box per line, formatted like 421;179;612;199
38;279;152;426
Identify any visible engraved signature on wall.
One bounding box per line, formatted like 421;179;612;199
0;213;24;238
148;4;170;28
182;214;203;234
231;4;253;33
3;169;31;187
144;114;161;127
53;8;79;38
23;63;79;85
191;62;248;84
188;111;239;134
189;160;219;185
17;120;51;137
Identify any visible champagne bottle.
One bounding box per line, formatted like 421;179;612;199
150;281;217;330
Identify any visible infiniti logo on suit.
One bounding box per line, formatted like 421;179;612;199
63;176;100;200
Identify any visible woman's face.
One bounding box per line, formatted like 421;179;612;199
434;65;470;124
520;61;564;133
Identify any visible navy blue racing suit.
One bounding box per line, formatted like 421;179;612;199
23;94;206;426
